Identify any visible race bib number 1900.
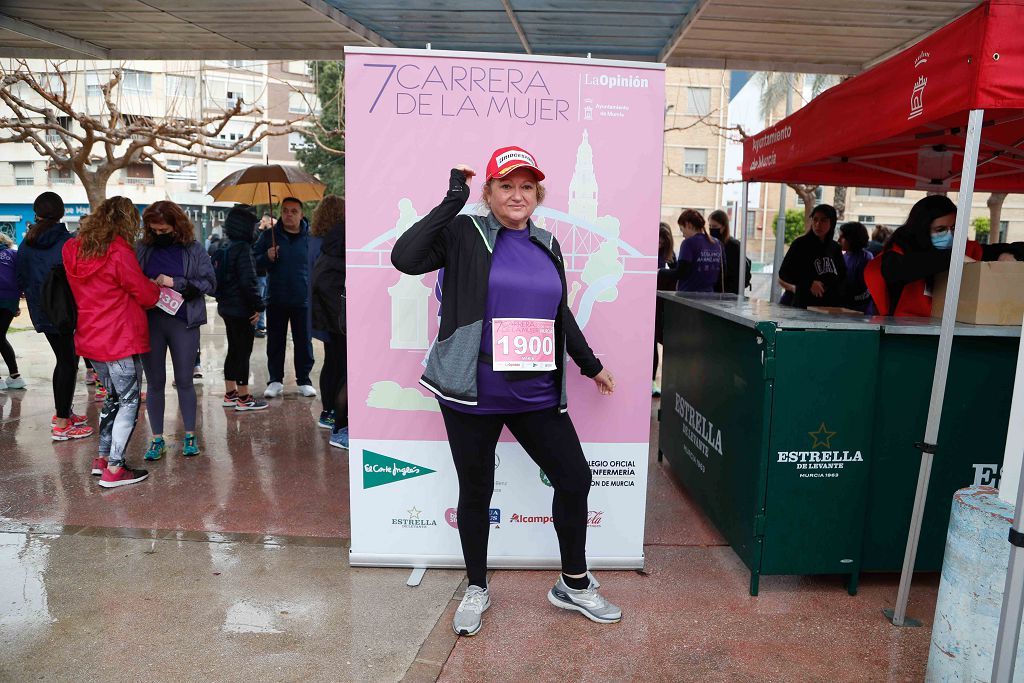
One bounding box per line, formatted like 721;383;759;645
492;317;556;371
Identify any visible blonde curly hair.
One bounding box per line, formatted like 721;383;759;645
311;194;345;237
77;196;141;259
0;232;12;248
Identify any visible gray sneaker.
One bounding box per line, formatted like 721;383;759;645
453;585;490;636
547;574;621;624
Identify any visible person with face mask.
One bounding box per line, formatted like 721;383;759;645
865;195;1024;317
708;209;751;294
777;204;847;309
135;201;217;460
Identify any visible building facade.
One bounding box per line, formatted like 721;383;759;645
660;68;730;239
0;59;316;242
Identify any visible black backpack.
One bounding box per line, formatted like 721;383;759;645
41;264;77;333
211;243;231;299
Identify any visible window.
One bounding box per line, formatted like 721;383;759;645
121;70;152;95
1000;220;1009;242
125;162;154;185
858;215;876;226
682;148;708;176
86;72;104;96
40;73;67;96
686;87;711;116
288;92;311;114
224;60;255;69
48;167;75;185
746;210;758;237
856;188;905;198
13;162;34;186
165;159;198;182
287;61;307;75
166;75;196;99
289;132;312;151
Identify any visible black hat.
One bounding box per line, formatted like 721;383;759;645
33;191;65;221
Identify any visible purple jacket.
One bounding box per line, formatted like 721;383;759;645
0;245;18;301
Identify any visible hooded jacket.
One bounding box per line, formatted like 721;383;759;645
214;213;265;319
62;235;160;361
253;217;311;308
778;231;847;308
135;240;217;329
391;169;602;411
15;223;73;333
311;223;345;335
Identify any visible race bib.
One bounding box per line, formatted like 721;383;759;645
492;317;556;371
155;287;184;316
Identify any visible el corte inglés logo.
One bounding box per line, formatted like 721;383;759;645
363;450;436;489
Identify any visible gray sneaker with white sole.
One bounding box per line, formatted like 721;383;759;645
547;574;621;624
453;585;490;636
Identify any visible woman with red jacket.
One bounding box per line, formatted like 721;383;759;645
63;197;160;488
866;195;1024;317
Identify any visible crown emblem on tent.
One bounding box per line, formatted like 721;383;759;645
914;51;930;68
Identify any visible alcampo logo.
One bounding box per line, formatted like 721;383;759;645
362;450;436;489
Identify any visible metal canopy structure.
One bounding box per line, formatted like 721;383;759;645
0;0;980;74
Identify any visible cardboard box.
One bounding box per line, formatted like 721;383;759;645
931;261;1024;325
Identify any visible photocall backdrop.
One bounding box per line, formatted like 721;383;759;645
344;47;665;569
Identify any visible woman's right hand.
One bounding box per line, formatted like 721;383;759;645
454;165;476;185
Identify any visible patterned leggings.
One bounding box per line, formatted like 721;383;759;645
91;356;144;467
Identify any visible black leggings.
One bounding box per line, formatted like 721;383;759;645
439;405;592;588
222;315;255;386
0;308;17;376
320;332;348;426
44;332;78;418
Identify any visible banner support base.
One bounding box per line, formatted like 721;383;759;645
407;566;427;587
882;609;923;627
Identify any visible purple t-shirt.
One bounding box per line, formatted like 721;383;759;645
440;226;562;414
143;245;187;320
676;236;723;293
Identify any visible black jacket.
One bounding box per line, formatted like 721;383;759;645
391;169;602;410
778;232;847;308
15;222;73;333
214;219;264;319
311;223;346;335
714;237;751;294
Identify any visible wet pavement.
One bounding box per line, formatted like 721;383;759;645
0;312;939;681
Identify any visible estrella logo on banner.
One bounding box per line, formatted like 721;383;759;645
362;450;436;489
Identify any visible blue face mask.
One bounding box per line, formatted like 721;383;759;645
931;231;953;250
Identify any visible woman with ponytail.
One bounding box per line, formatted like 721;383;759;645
15;192;92;440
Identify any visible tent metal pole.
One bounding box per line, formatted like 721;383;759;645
771;84;793;304
991;320;1024;682
890;108;986;627
738;181;749;296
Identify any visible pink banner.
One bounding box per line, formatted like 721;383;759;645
345;49;664;444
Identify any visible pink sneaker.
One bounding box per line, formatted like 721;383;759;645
52;423;94;441
91;457;108;476
52;413;88;426
98;466;149;488
94;385;107;402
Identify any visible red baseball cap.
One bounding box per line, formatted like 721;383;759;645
485;146;546;182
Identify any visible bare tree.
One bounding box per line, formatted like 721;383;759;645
0;60;310;208
987;192;1008;244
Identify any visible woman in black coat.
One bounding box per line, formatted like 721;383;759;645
708;209;750;295
310;195;348;449
212;206;267;411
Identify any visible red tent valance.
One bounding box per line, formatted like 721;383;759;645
741;0;1024;192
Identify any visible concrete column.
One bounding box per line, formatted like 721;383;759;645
927;486;1024;681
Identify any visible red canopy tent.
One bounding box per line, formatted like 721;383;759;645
742;0;1024;192
738;2;1024;677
